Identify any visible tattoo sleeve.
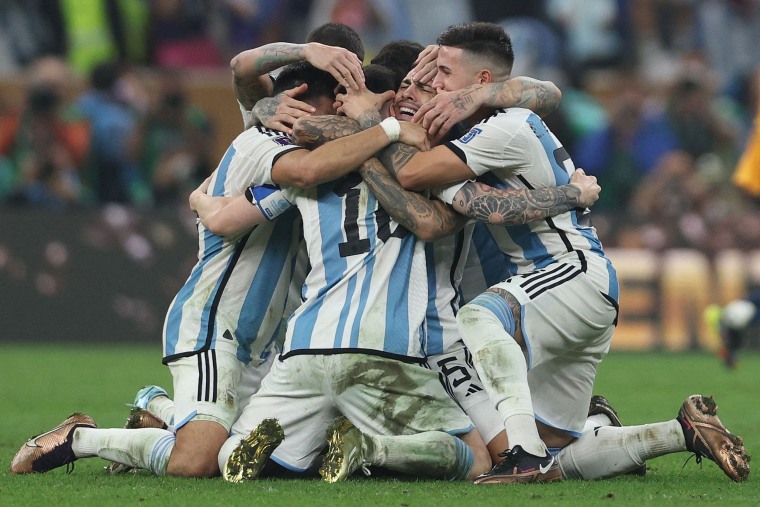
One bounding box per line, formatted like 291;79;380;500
252;97;279;127
360;158;466;239
454;181;580;225
292;115;362;148
233;43;304;109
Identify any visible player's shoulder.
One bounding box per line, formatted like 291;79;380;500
236;125;297;149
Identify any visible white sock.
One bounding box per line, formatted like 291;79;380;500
457;302;545;457
369;431;473;481
558;420;686;480
146;396;175;426
72;427;176;475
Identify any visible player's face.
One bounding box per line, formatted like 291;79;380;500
393;71;436;122
431;46;482;92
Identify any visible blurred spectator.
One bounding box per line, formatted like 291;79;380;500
0;57;90;210
57;0;126;76
546;0;636;81
0;1;65;75
663;59;743;165
693;0;760;91
148;0;224;68
76;60;142;205
211;0;292;61
572;71;681;210
129;71;213;207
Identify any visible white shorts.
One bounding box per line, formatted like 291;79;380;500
490;262;617;436
168;349;275;431
426;341;503;445
224;353;474;472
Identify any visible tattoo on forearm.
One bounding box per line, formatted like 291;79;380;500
356;109;382;130
456;182;580;225
532;82;557;117
377;143;418;179
293;115;361;148
253;97;279;126
360;158;463;236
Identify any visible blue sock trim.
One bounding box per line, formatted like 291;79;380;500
547;447;562;457
148;434;176;475
450;437;474;481
467;292;516;335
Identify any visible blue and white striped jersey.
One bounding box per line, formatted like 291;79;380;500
283;173;429;362
424;226;471;356
439;108;619;302
163;126;306;366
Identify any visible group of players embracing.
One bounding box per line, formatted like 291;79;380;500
12;21;750;485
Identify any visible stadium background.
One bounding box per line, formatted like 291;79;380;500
1;0;760;354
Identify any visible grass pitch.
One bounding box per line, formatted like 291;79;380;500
1;345;758;506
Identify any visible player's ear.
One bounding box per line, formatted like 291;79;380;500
478;69;493;84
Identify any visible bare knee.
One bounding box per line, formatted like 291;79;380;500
166;420;229;478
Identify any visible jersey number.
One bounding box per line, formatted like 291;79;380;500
333;175;409;258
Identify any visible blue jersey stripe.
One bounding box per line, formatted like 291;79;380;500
234;210;297;362
425;242;444;356
349;194;379;348
385;236;415;354
526;113;570;185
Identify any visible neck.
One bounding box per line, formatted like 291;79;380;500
463;106;495;127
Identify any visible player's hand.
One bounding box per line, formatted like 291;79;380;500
303;42;365;91
411;45;439;84
189;176;212;213
569;169;601;208
259;84;315;134
413;84;485;139
398;121;431;152
336;88;395;121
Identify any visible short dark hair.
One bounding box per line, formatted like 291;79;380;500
437;22;514;75
371;40;425;90
272;61;338;102
306;23;365;62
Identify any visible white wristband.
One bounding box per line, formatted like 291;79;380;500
379;117;401;143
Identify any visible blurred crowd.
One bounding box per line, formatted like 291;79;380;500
1;0;760;255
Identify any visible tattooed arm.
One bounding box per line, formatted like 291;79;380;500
412;77;561;139
449;169;600;225
359;158;467;241
231;42;364;110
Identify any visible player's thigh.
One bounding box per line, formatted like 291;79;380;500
332;355;473;436
228;355;337;472
528;347;608;438
168;348;244;431
495;269;616;368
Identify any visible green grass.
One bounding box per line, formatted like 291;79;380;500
1;345;758;506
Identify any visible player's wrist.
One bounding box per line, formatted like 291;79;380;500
380;117;401;143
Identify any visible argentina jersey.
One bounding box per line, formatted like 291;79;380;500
283;173;428;362
424;227;471;356
442;108;618;302
163;126;305;366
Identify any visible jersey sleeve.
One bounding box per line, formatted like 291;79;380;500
445;112;522;177
225;128;305;194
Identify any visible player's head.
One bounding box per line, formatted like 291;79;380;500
306;22;365;62
433;22;514;92
392;69;436;122
370;40;425;91
273;61;338;115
